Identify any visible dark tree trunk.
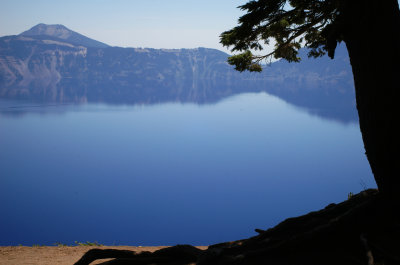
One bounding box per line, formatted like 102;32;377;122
342;0;400;202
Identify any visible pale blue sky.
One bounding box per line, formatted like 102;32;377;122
2;1;399;52
0;0;247;52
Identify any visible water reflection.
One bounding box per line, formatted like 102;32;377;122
0;92;373;246
0;82;357;124
0;43;357;123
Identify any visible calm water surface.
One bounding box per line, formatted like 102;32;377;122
0;92;374;246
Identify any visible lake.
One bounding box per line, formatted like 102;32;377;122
0;92;374;246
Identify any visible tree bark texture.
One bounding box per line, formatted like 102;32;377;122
342;0;400;202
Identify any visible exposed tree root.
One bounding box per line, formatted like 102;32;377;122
74;189;400;265
73;245;202;265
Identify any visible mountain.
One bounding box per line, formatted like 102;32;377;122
258;45;356;122
20;23;109;48
0;24;356;123
0;34;255;104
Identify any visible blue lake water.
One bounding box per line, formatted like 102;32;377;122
0;92;375;246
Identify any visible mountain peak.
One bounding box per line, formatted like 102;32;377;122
20;23;109;48
21;24;76;40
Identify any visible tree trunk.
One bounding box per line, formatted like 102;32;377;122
343;0;400;202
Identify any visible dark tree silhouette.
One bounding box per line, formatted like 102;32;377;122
73;1;400;264
221;0;400;202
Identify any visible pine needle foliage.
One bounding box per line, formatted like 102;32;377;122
220;0;346;72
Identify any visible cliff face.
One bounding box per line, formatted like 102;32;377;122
0;35;88;101
0;33;252;103
0;24;357;122
262;46;357;122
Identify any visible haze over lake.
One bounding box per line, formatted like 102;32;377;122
0;91;374;246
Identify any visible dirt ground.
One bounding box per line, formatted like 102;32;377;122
0;245;208;265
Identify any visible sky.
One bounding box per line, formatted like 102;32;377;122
2;0;399;52
0;0;248;52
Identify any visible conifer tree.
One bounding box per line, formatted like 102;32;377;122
221;0;400;202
